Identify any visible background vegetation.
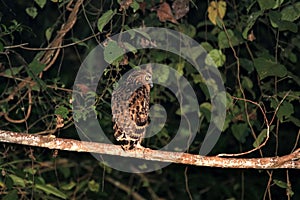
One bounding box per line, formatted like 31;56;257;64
0;0;299;199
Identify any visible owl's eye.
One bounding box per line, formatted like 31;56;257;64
145;75;151;81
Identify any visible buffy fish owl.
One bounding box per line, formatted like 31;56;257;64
111;67;153;150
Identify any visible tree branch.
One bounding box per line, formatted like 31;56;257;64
0;130;299;169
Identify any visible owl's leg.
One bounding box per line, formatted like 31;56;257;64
134;137;150;150
134;141;144;149
121;143;131;151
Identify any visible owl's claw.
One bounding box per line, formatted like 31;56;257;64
134;143;151;154
134;142;144;149
120;142;146;151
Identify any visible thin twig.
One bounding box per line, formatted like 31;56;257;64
184;167;193;200
3;89;32;124
218;96;269;157
269;91;290;125
291;129;300;153
221;21;263;157
105;177;145;200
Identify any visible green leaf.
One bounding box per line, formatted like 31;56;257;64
4;66;23;76
253;57;287;80
201;42;213;52
150;51;166;62
257;0;276;10
88;180;100;192
273;179;294;196
273;179;287;188
269;10;298;33
278;91;300;101
71;37;89;48
276;101;294;122
59;167;71;178
24;167;37;175
35;176;46;185
35;184;67;199
242;76;255;97
231;123;250;143
218;29;240;49
103;40;124;63
277;21;297;32
32;77;47;91
287;188;294;197
130;0;140;12
123;42;137;54
26;7;38;19
176;62;184;76
273;0;285;9
246;1;257;12
289;116;300;127
28;59;46;75
61;181;76;191
55;106;69;119
176;103;197;116
240;58;254;73
142;179;150;187
200;102;211;122
138;163;148;170
184;46;206;61
127;28;152;40
97;9;116;32
253;129;267;147
191;74;204;84
283;49;297;63
269;10;281;28
99;162;113;174
45;27;53;42
178;24;196;38
253;126;274;147
8;174;25;187
25;59;47;91
0;181;6;189
206;49;226;67
241;76;253;89
287;73;300;86
281;2;300;22
154;66;169;82
35;0;46;9
242;10;263;39
2;189;18;200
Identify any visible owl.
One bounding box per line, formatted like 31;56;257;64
111;67;153;150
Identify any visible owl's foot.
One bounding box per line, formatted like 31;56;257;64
120;140;150;151
134;142;144;149
134;143;151;154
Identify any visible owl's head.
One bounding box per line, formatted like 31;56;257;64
128;69;153;88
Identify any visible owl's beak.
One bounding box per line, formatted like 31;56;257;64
150;82;153;88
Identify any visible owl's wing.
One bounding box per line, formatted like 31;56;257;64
112;91;135;142
129;86;150;127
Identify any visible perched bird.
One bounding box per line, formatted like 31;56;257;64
111;67;153;150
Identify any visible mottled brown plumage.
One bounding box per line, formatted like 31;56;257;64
111;67;152;150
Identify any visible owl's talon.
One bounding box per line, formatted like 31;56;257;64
134;143;144;149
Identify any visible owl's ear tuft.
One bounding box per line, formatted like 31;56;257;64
145;64;152;74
